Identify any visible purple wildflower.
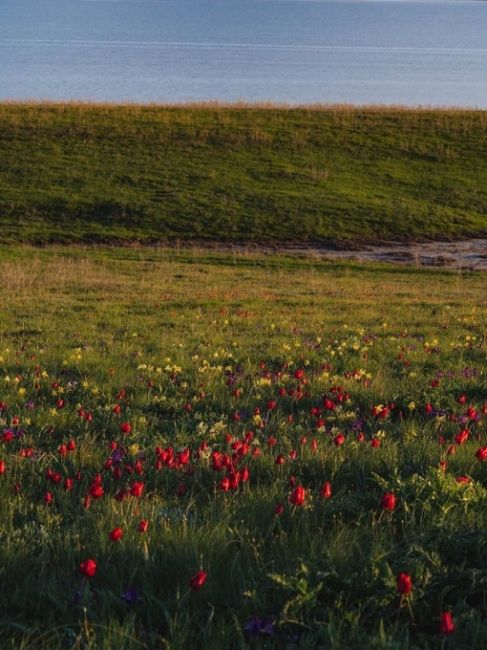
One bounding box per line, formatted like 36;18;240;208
121;587;142;605
244;616;275;638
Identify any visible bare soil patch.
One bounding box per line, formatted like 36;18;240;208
201;238;487;270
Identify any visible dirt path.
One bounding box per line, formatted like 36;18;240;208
211;238;487;270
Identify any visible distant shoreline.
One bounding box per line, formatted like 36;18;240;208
2;99;487;112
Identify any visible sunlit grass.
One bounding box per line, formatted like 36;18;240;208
1;103;486;246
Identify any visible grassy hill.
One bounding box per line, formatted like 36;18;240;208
1;103;486;246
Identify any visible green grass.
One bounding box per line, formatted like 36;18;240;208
0;246;485;648
1;103;487;245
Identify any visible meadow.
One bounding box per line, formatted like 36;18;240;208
0;245;485;648
0;103;487;246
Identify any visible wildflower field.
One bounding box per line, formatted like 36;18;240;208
0;246;485;649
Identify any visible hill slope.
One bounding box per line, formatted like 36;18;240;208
1;103;486;245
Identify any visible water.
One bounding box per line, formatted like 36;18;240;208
1;0;487;106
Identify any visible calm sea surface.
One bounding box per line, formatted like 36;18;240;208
1;0;487;106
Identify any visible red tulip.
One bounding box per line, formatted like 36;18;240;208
381;492;396;511
89;484;104;499
115;488;129;502
176;482;187;497
275;503;284;516
455;429;469;445
289;485;306;507
229;471;240;490
177;448;190;465
333;433;345;446
189;569;207;591
219;476;230;492
43;491;53;504
138;519;149;533
0;460;5;474
2;430;15;443
475;447;487;461
397;572;413;595
320;481;332;499
466;407;477;420
130;481;144;497
120;422;132;434
440;611;455;635
79;558;97;578
46;468;62;484
109;527;123;542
